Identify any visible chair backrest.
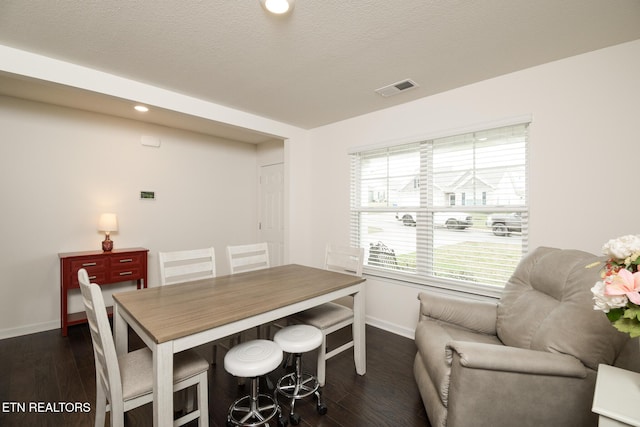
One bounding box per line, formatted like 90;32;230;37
78;268;123;407
496;247;629;370
324;244;364;277
227;242;270;274
158;247;216;286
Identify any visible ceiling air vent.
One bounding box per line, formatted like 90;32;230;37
375;79;419;97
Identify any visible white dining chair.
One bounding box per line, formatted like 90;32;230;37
159;247;238;365
226;242;277;339
78;268;209;427
226;242;270;274
288;243;364;386
159;247;216;286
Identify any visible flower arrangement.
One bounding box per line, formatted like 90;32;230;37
590;234;640;338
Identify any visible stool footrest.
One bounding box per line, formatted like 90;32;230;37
227;393;280;427
277;372;320;400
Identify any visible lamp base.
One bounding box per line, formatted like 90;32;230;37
102;236;113;252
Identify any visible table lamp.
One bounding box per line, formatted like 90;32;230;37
98;213;118;252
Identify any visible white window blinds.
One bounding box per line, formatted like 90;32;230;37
350;122;529;292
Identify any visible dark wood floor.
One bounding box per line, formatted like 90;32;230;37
0;324;430;426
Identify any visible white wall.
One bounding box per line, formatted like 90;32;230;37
0;96;261;337
284;134;314;267
0;46;313;339
257;139;285;166
304;40;640;338
2;40;638;341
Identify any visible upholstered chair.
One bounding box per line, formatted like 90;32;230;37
414;246;638;427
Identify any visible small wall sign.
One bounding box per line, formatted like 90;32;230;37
140;191;155;200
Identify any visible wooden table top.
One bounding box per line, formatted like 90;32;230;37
113;264;365;344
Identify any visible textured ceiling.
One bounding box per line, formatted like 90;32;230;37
1;0;639;136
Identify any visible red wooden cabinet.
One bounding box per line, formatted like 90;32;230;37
59;247;148;336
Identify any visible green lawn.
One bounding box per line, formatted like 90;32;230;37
393;241;522;287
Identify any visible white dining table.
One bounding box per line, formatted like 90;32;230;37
112;264;366;427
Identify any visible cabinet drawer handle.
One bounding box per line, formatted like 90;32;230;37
119;271;133;276
119;259;133;263
89;276;97;280
82;262;97;267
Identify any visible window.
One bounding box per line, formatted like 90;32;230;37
350;122;529;293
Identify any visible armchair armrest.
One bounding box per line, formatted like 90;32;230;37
445;341;587;378
418;292;497;335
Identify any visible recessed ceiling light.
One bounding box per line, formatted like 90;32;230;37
260;0;295;15
134;105;149;112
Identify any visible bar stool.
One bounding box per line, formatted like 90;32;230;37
224;339;287;427
274;325;327;425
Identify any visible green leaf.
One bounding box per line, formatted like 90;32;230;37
622;304;640;321
607;308;624;322
612;318;640;338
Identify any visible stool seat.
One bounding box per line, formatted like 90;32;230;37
274;324;323;354
224;339;282;378
224;339;286;427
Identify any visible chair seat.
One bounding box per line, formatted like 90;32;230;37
274;325;322;353
119;348;210;401
224;339;282;378
291;302;353;330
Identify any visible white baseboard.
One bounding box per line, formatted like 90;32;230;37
365;314;415;340
0;320;60;340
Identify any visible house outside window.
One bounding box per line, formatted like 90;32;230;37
350;121;529;294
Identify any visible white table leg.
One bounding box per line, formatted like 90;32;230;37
113;304;128;356
153;341;173;427
352;286;366;375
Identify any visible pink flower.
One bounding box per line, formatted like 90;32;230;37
605;269;640;305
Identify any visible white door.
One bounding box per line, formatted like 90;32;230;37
259;163;284;266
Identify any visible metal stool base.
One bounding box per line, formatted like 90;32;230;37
277;372;320;400
227;377;285;427
276;354;326;425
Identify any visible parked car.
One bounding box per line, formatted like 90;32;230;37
435;212;472;229
397;213;417;227
486;212;522;236
396;212;472;229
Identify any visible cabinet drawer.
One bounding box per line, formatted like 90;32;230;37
108;266;143;281
109;253;144;281
69;271;109;288
109;253;144;268
69;258;108;288
70;257;108;271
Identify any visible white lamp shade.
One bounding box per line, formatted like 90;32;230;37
98;213;118;232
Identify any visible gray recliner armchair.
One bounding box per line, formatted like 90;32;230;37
414;246;638;427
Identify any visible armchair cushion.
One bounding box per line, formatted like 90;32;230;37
418;292;497;335
496;247;628;370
